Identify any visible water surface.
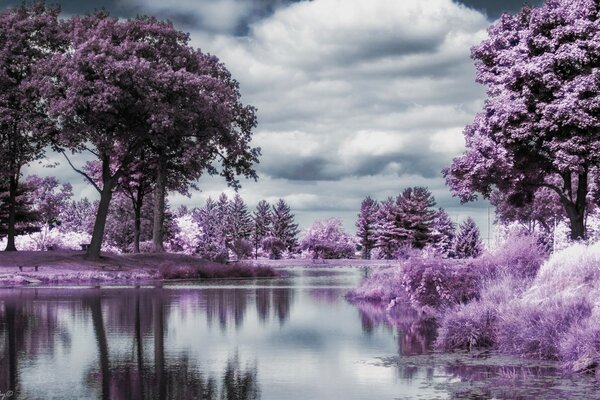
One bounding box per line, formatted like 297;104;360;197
0;267;598;399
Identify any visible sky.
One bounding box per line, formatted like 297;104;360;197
8;0;545;241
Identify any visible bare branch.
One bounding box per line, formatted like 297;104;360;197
61;151;102;194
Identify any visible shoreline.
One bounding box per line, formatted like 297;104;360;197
0;250;278;287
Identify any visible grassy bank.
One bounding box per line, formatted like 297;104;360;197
0;250;277;286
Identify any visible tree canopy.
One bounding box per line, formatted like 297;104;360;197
445;0;600;240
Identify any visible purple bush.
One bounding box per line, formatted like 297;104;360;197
436;300;497;351
401;258;480;310
436;275;528;352
497;299;592;360
158;261;277;280
345;266;405;302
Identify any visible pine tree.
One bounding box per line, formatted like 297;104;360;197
0;179;40;239
430;208;456;257
374;197;401;259
454;217;483;259
216;193;232;246
229;194;252;241
252;200;272;259
397;187;436;249
355;196;379;259
271;199;299;255
195;197;228;262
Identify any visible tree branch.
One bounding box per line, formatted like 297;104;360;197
61;151;102;194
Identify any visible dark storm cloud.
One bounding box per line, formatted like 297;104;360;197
0;0;301;35
457;0;544;18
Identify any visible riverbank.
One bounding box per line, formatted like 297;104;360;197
0;250;277;286
245;258;403;268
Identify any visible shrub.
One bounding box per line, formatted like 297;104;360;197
436;275;526;351
560;312;600;374
436;300;497;351
497;299;592;360
230;239;253;260
158;261;277;280
345;266;405;302
401;258;480;309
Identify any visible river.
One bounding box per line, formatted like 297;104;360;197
0;267;598;399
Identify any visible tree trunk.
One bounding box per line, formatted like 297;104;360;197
135;293;145;400
152;155;167;253
6;303;17;392
133;189;144;254
4;174;18;252
90;297;110;400
153;295;166;399
562;171;588;241
86;184;114;261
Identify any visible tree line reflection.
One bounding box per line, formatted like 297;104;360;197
0;286;288;399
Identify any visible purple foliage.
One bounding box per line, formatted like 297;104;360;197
436;300;497;351
158;261;277;280
401;258;480;310
444;0;600;240
454;217;483;259
345;266;405;302
355;196;379;259
497;299;592;360
299;218;355;259
271;199;300;255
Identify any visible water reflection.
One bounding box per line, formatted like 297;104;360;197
0;287;269;400
0;269;598;400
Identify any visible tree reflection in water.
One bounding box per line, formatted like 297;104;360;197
0;287;273;400
352;300;437;357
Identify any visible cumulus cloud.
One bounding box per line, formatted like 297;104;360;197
20;0;499;236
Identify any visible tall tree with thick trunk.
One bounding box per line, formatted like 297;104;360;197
148;51;259;253
39;13;198;260
444;0;600;240
0;3;65;251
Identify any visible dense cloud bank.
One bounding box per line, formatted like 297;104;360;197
14;0;523;234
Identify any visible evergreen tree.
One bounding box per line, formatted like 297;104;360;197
216;193;232;246
355;196;379;259
454;217;483;259
397;187;436;249
430;208;456;257
0;179;40;239
229;194;252;241
374;197;401;259
271;199;299;255
252;200;272;259
195;197;228;262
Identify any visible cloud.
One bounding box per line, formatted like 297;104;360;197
21;0;496;236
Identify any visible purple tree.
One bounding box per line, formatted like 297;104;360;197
25;175;72;230
59;198;96;234
430;208;456;257
445;0;600;240
194;197;228;262
0;179;40;239
490;184;565;234
374;197;401;259
454;217;483;259
251;200;271;259
300;218;355;259
148;50;259;253
0;3;65;251
38;13;192;260
271;199;299;256
396;187;436;249
229;194;252;242
355;196;379;259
